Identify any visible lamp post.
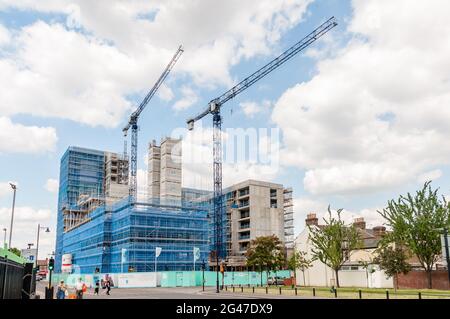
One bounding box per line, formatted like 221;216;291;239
36;224;50;268
438;228;450;284
8;183;17;249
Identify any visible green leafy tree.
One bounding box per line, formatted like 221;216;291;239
9;247;21;257
246;235;284;286
378;181;450;289
308;207;362;288
288;250;312;287
373;246;411;292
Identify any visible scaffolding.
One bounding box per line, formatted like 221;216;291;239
56;147;106;272
283;188;294;249
60;197;210;274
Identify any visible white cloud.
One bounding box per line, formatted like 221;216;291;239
177;124;280;190
173;86;198;111
240;100;272;118
136;168;147;201
0;23;10;45
157;84;174;102
0;117;57;153
0;206;55;257
273;0;450;196
44;178;59;193
417;169;442;184
293;196;385;236
0;0;313;127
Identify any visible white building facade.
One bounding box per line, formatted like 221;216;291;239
294;214;393;288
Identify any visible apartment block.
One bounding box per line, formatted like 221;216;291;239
220;180;286;270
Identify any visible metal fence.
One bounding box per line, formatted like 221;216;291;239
0;257;35;299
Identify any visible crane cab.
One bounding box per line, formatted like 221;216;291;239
187;119;195;131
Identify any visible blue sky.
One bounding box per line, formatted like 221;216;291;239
1;0;450;258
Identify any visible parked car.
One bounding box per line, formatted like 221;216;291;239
36;274;43;281
267;276;285;286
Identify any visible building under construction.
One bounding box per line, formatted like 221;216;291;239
55;146;209;274
56;140;294;273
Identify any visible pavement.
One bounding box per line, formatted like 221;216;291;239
35;281;313;299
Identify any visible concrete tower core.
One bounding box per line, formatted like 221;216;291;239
148;137;182;205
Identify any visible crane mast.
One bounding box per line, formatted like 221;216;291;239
123;45;184;201
186;17;337;293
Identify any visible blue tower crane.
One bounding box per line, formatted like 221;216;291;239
123;45;184;201
186;17;337;293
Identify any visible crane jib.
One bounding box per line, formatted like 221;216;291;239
187;17;337;124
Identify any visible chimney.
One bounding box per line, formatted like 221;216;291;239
372;226;386;237
306;213;319;226
353;217;366;230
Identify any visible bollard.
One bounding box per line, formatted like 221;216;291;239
252;287;255;294
313;288;316;297
241;286;244;293
266;286;268;294
334;288;338;298
386;290;389;300
418;292;422;300
233;286;235;293
295;288;298;296
279;287;282;295
225;286;227;291
359;289;362;299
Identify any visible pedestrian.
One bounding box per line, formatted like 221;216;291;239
56;280;67;299
105;278;111;296
75;278;84;299
94;280;100;295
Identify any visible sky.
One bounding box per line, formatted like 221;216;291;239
1;0;450;260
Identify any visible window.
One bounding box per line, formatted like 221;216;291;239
239;187;249;197
239;221;250;229
240;210;250;219
270;199;278;208
239;231;250;240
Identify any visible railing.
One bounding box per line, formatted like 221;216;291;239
222;284;450;299
0;257;34;299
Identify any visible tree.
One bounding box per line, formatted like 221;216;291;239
308;207;362;288
288;250;312;287
246;235;284;286
378;181;450;289
9;247;21;257
373;246;411;292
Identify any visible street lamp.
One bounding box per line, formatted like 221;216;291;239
8;183;17;249
35;224;50;268
435;227;450;284
201;260;206;292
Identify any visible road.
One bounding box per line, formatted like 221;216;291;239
35;281;313;299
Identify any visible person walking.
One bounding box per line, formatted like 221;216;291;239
94;280;100;295
75;278;84;299
56;280;67;299
105;278;111;296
